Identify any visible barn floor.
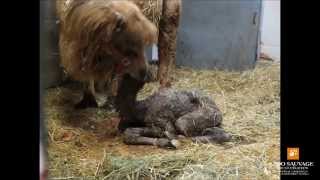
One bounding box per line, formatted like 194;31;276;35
44;60;280;180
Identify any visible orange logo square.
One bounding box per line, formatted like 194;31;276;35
287;147;299;160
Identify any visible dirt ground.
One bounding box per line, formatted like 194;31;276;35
44;60;280;180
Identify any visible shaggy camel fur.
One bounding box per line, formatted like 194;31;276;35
56;0;181;108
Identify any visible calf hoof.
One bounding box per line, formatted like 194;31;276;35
170;139;181;148
156;138;180;149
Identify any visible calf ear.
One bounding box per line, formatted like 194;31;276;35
114;11;126;33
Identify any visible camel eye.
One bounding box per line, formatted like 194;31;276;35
96;55;104;63
122;58;131;66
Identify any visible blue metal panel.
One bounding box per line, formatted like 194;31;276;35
176;0;262;71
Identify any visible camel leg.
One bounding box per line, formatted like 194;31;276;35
158;0;182;88
91;79;110;107
74;80;98;109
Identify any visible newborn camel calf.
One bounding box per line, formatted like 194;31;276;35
115;74;231;148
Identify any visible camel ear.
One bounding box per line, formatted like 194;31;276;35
114;11;126;33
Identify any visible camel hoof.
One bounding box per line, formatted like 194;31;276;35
74;99;98;109
74;92;98;109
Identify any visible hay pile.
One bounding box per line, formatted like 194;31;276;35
45;60;280;180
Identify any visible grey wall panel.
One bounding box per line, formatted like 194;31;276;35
176;0;262;71
40;0;61;88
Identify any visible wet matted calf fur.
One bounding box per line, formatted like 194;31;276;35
116;74;231;148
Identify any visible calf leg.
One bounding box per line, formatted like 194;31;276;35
192;127;231;144
164;121;178;140
123;128;179;148
123;127;158;146
145;115;178;139
175;108;223;136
